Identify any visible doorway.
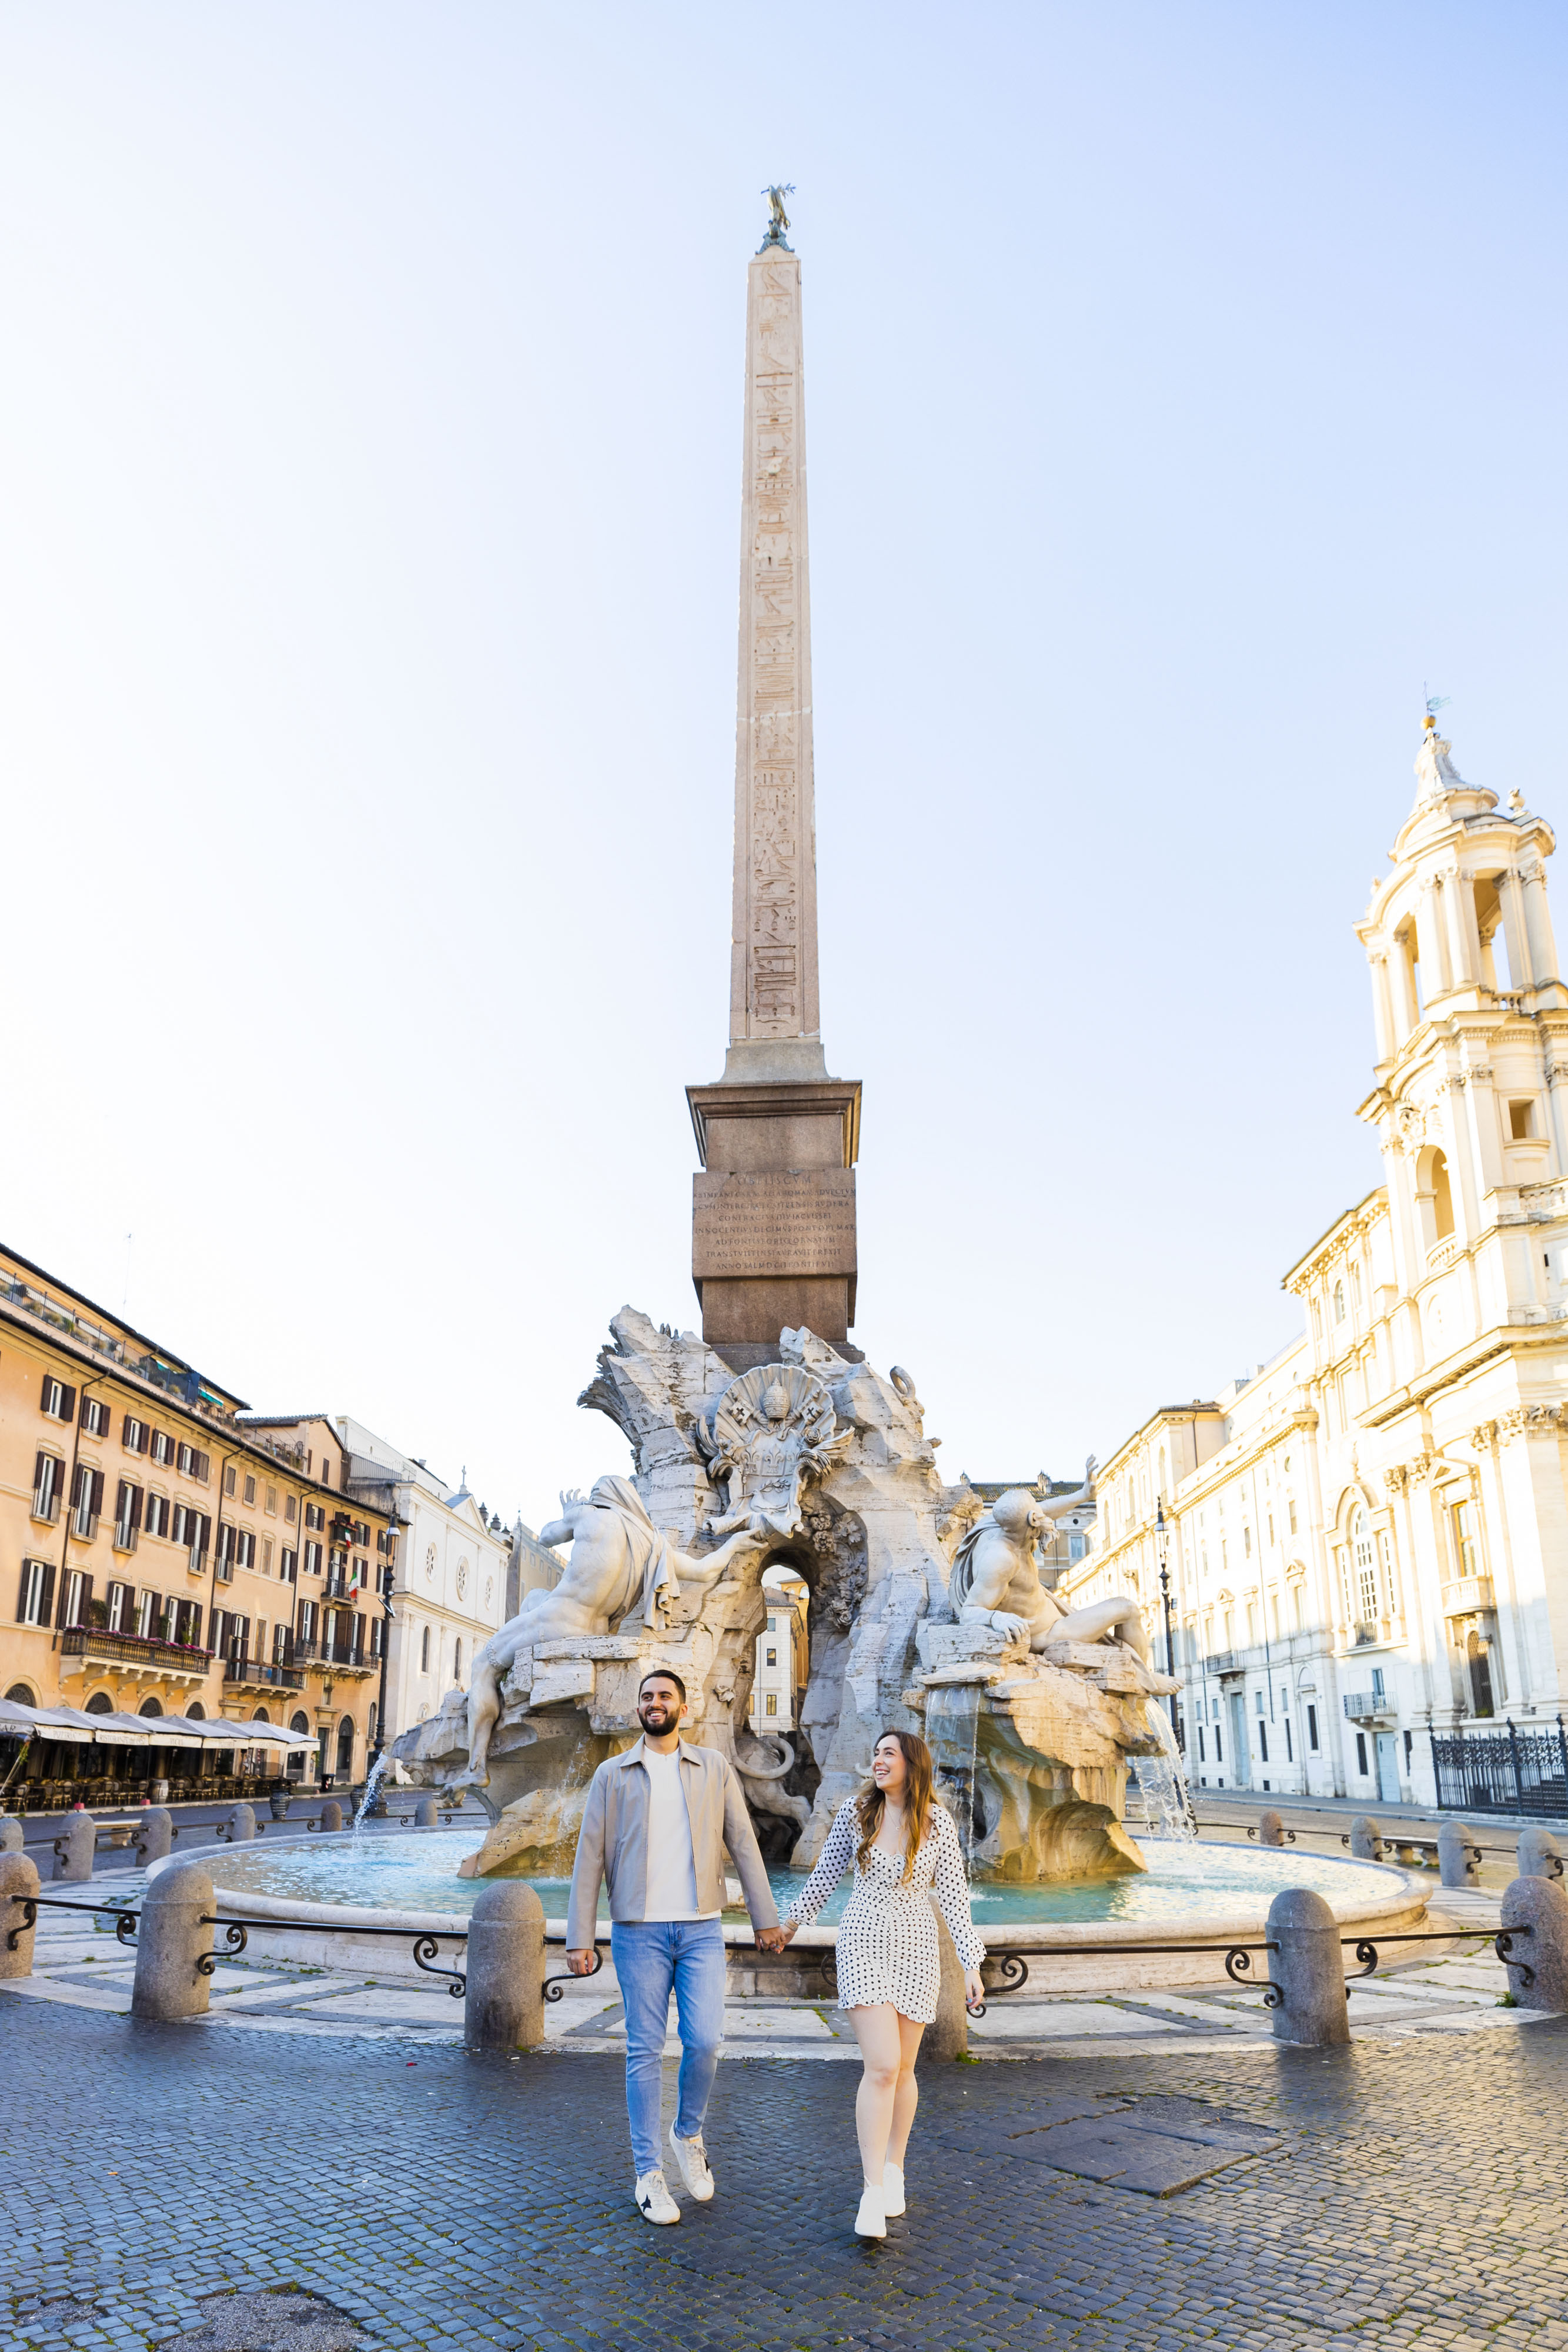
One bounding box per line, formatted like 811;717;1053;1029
1227;1691;1249;1789
1375;1730;1400;1804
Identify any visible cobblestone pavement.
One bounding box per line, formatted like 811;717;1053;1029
6;1983;1568;2352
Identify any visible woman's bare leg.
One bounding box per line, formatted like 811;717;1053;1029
886;2012;926;2168
848;2004;902;2186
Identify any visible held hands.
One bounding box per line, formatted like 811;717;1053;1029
755;1923;797;1955
566;1947;598;1976
964;1969;985;2014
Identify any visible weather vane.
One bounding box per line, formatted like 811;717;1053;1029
760;183;795;252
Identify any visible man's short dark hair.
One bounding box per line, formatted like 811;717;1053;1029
639;1668;686;1703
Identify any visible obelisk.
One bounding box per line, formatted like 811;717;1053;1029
687;193;861;1366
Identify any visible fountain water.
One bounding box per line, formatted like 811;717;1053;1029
352;1752;392;1834
1126;1703;1198;1842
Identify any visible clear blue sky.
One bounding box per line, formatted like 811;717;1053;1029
2;3;1564;1519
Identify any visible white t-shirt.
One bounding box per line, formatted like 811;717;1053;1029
640;1745;715;1922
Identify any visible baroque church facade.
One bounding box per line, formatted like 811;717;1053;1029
1067;720;1568;1811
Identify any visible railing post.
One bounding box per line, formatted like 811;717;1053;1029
1499;1874;1568;2012
52;1814;95;1883
926;1911;969;2060
131;1859;214;2020
1266;1887;1350;2047
1257;1809;1284;1846
1438;1818;1479;1887
133;1807;173;1865
1557;1715;1568;1803
0;1853;39;1979
1507;1718;1524;1810
414;1798;438;1828
0;1818;22;1855
319;1800;343;1832
224;1803;256;1844
464;1880;545;2052
1429;1725;1442;1809
1516;1826;1563;1881
1349;1815;1384;1861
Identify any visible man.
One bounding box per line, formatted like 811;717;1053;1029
568;1669;783;2224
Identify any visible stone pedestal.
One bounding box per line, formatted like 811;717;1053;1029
688;1080;860;1348
0;1853;39;1979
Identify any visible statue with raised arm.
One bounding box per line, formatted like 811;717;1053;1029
949;1487;1146;1658
456;1474;764;1786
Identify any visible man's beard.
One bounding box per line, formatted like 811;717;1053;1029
640;1706;675;1730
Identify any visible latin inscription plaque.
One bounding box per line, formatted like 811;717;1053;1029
693;1169;857;1281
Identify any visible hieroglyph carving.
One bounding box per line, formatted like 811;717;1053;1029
699;1362;850;1538
733;247;818;1045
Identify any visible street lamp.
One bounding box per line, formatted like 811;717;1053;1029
1155;1502;1175;1681
367;1531;398;1815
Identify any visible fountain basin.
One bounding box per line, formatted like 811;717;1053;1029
159;1830;1433;1994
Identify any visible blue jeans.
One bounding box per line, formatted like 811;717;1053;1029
610;1919;727;2177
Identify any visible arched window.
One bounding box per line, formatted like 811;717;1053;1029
367;1702;378;1746
287;1708;310;1780
4;1683;36;1705
1431;1151;1454;1240
1351;1509;1378;1625
336;1717;355;1773
251;1707;270;1724
85;1691;113;1715
138;1697;163;1718
187;1701;205;1720
1333;1281;1346;1324
420;1625;430;1674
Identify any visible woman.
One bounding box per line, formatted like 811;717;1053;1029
773;1728;985;2239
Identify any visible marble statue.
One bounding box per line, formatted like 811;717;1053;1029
700;1362;849;1538
950;1488;1145;1656
456;1474;764;1786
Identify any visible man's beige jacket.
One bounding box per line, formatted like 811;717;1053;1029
567;1735;780;1950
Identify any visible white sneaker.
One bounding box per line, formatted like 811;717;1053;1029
854;2184;887;2239
668;2122;716;2201
634;2169;680;2225
882;2162;905;2217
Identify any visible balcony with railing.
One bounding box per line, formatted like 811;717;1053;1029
112;1520;139;1555
59;1626;214;1683
223;1655;305;1692
30;1487;61;1526
1343;1690;1395;1722
70;1500;99;1542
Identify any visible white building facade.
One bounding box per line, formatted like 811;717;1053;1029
1068;723;1568;1815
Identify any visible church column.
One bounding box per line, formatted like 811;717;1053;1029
1522;860;1561;991
1369;950;1397;1063
1500;867;1534;990
1442;868;1479;992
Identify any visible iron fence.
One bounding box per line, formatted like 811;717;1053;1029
1430;1718;1568;1820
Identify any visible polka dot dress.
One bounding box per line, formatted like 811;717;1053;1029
782;1798;985;2024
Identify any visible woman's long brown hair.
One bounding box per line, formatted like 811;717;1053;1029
855;1729;935;1885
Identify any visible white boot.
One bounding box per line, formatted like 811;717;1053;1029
854;2183;887;2239
634;2169;680;2224
882;2161;905;2217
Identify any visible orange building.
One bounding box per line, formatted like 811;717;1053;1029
0;1244;396;1805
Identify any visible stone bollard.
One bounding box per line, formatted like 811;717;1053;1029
0;1817;23;1854
0;1852;40;1980
320;1800;343;1832
1517;1826;1564;1882
1349;1815;1384;1862
218;1803;256;1844
925;1910;969;2060
52;1813;95;1883
464;1880;545;2052
1439;1818;1480;1887
1499;1872;1568;2012
133;1807;173;1865
1266;1886;1351;2047
131;1859;214;2021
1257;1809;1285;1847
415;1797;439;1828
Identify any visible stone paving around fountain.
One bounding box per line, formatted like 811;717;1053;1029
5;1987;1568;2352
4;1865;1541;2059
